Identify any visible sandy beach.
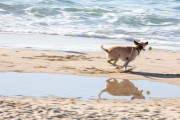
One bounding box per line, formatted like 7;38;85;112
0;47;180;119
0;96;179;119
0;48;179;119
0;48;179;85
1;0;180;119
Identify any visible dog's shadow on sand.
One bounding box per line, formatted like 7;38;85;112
128;71;180;79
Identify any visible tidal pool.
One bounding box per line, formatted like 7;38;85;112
0;72;179;100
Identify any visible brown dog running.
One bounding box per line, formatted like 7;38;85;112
101;41;148;70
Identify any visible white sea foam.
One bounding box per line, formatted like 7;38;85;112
0;9;5;11
0;0;179;50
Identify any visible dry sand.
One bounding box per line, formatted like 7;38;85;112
0;48;180;119
0;96;179;120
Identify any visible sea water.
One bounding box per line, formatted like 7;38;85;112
0;0;180;51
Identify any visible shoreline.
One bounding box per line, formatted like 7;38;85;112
0;33;180;51
0;48;179;86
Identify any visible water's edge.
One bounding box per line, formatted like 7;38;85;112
0;33;179;51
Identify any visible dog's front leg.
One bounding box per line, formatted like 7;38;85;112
115;60;128;70
122;60;130;70
123;48;135;70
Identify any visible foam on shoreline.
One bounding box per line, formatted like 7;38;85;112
0;33;179;51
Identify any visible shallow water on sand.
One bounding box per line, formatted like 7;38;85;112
0;72;180;100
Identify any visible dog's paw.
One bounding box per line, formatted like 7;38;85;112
123;67;136;73
115;67;120;69
115;66;123;69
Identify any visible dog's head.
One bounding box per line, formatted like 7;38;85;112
134;40;148;51
131;90;145;100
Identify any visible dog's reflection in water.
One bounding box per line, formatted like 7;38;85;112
98;78;145;100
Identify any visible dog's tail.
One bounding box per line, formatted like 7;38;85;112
101;44;108;53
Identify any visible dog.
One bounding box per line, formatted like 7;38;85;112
98;78;145;100
101;41;148;70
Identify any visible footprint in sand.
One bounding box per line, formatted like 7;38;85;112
156;59;162;60
22;54;91;62
82;67;115;74
34;55;64;61
56;66;76;71
34;66;47;68
0;61;15;67
6;65;16;67
21;57;36;59
65;55;90;61
1;54;8;56
13;70;23;72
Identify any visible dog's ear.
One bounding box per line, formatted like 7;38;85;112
134;40;139;45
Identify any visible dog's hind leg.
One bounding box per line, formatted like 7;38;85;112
113;58;119;66
107;59;118;66
107;59;114;65
107;54;120;66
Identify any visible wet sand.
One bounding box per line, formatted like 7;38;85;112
0;48;179;86
0;96;180;119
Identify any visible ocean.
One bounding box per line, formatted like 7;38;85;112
0;0;180;51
